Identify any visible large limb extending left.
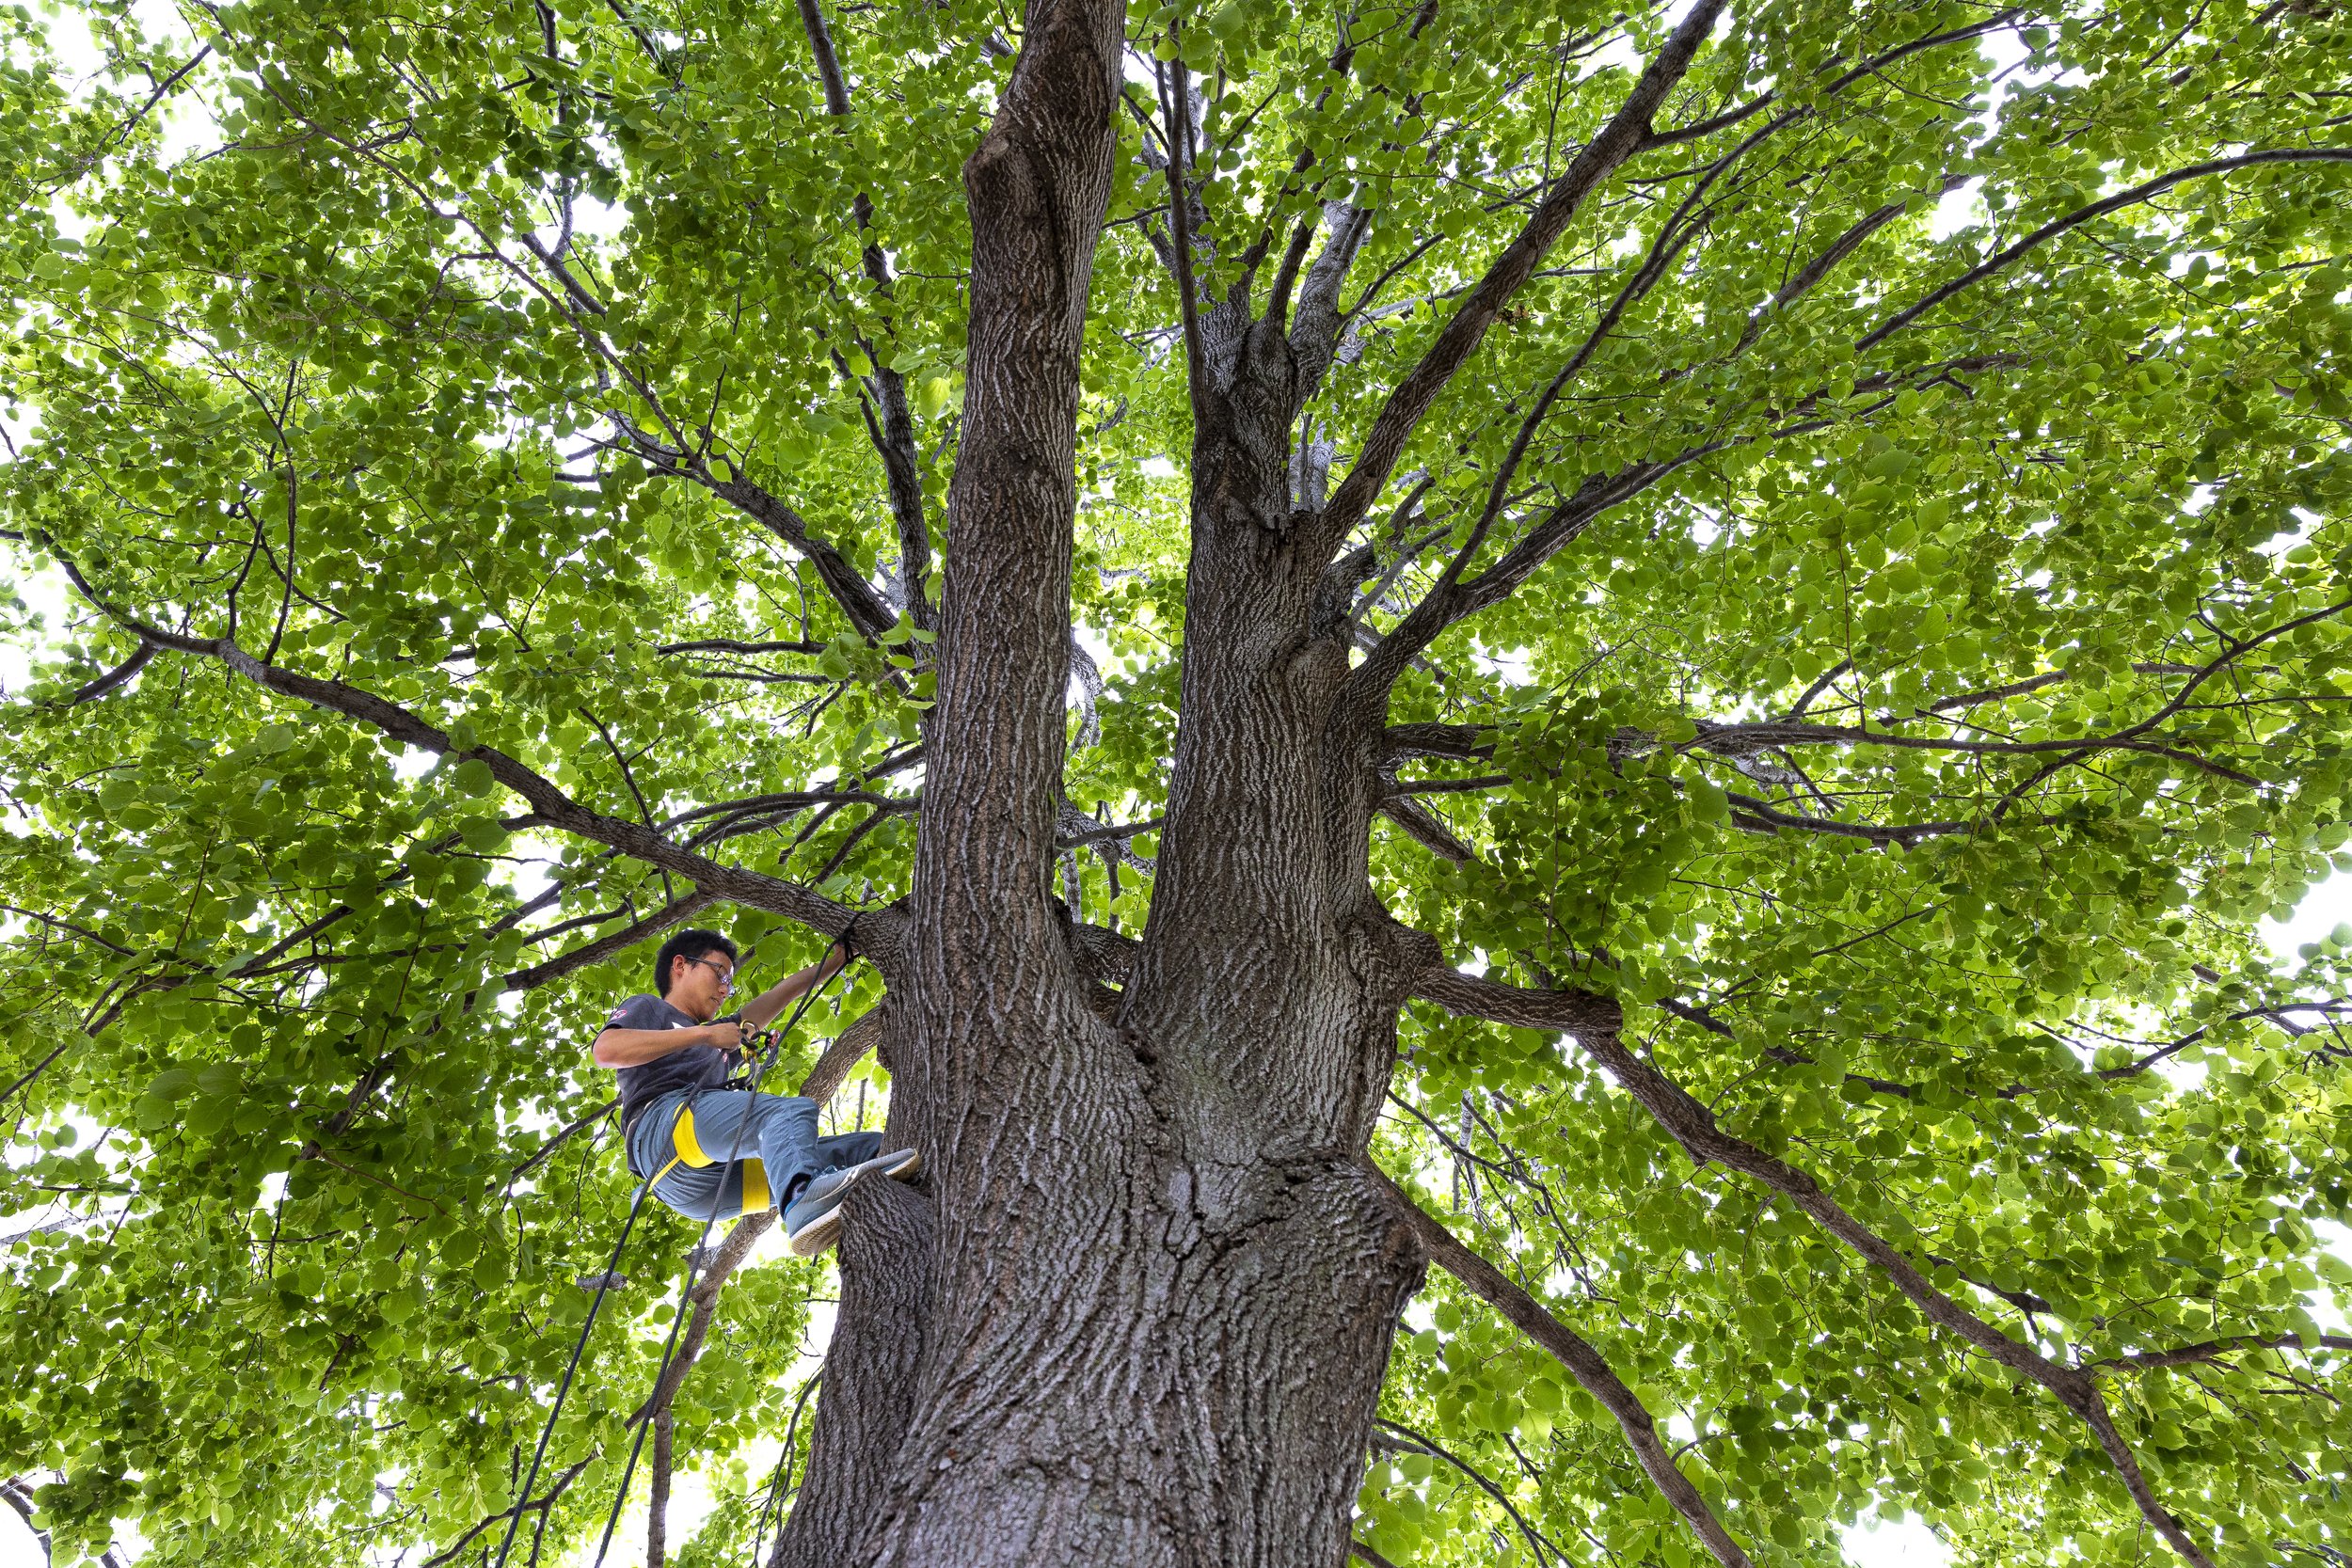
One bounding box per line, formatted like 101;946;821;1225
54;559;853;939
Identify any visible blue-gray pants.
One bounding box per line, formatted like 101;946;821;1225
626;1088;883;1222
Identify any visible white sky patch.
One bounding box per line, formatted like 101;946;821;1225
1470;642;1532;685
2254;507;2321;558
1841;1511;1953;1568
1578;31;1641;79
0;556;72;697
2310;1221;2352;1335
538;191;631;252
2264;868;2352;957
1926;178;1984;241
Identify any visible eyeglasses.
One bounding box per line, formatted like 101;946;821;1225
683;956;736;994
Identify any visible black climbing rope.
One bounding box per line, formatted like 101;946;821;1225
745;1370;822;1567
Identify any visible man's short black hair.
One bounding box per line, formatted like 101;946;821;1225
654;928;739;996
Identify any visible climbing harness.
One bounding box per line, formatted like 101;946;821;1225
490;925;862;1568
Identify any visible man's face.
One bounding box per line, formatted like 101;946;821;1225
667;950;736;1022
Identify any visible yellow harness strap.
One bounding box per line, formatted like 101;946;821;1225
649;1103;767;1218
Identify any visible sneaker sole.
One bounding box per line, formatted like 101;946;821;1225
786;1204;846;1258
783;1153;922;1258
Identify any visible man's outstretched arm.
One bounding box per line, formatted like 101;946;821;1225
739;941;850;1029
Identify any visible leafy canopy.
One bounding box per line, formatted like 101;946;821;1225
0;0;2348;1564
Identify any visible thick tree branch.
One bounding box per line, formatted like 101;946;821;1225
1378;794;1475;862
1409;964;1622;1033
664;789;907;830
1642;10;2025;150
1857;149;2352;350
1159;48;1209;411
44;639;156;706
1724;791;1977;846
1;1478;49;1563
1923;661;2201;712
691;464;899;641
2087;1333;2352;1372
1700;717;2243;776
1406;961;2223;1567
50;560;852;937
910;0;1127;1090
1290;200;1372;411
653;637;828;657
501;892;718;993
1310;0;1730;562
798;0;935;631
646;1402;675;1568
1730;181;1967;359
1371;1168;1754;1568
1054;814;1161;849
1384;722;1494;762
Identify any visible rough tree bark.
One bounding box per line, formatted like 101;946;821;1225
750;1;1739;1563
756;0;1430;1551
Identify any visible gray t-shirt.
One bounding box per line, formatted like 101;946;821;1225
604;993;733;1125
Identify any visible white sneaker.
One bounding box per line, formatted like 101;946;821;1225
782;1149;922;1257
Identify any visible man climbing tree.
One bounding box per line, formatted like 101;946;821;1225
1;0;2348;1566
595;928;916;1253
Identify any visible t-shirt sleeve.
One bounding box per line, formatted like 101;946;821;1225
600;994;677;1033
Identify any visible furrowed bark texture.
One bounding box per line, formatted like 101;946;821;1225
771;1180;936;1568
761;0;1437;1557
767;0;1744;1559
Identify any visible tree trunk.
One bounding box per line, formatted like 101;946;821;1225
764;4;1433;1562
777;1032;1425;1568
771;1180;935;1568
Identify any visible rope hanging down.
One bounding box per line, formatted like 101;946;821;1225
489;927;862;1568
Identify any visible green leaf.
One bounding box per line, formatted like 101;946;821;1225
148;1069;200;1101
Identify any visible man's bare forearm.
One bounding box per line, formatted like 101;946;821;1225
739;942;850;1028
592;1025;727;1068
